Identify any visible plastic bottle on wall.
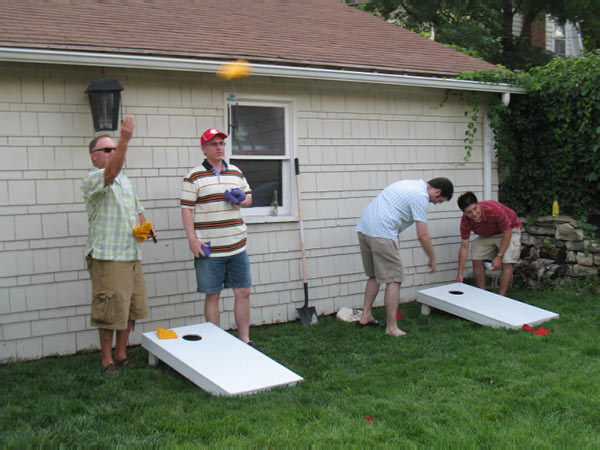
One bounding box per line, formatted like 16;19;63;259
271;190;279;216
552;200;559;217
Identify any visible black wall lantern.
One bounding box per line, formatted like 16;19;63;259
85;78;124;131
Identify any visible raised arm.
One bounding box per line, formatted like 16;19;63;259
104;115;135;187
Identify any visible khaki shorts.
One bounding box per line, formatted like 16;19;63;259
471;228;521;264
87;256;149;330
358;232;405;284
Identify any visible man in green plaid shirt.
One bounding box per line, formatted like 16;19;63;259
81;115;154;375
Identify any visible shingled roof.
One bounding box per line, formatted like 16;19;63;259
0;0;499;77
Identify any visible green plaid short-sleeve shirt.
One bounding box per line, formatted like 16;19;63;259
81;168;144;261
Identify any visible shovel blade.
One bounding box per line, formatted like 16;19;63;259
297;306;318;326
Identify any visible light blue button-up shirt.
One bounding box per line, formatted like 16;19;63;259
356;179;429;240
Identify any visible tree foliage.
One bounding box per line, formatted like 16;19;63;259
457;51;600;219
359;0;599;70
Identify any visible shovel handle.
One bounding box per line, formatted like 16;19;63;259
295;158;308;285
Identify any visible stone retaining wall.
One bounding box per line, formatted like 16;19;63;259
516;216;600;287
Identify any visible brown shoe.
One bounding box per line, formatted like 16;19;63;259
101;363;120;375
115;357;134;367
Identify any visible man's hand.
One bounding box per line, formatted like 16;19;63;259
491;255;503;270
133;221;153;242
189;238;208;258
224;188;246;206
120;115;135;142
428;258;437;274
230;188;246;203
224;190;236;205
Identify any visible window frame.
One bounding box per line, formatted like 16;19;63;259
224;95;297;222
553;23;566;57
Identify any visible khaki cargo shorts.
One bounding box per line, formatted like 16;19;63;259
87;256;149;330
358;232;405;284
471;228;521;264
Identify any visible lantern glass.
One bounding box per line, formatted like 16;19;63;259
85;78;124;132
88;91;121;131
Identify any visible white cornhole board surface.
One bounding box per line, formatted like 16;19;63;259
417;282;558;329
141;322;303;396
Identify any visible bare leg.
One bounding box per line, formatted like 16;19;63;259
99;328;114;368
233;287;251;343
115;320;134;361
384;282;405;337
205;292;221;326
472;259;486;290
358;277;379;324
498;263;513;296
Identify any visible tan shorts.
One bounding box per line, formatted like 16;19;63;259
87;256;149;330
471;228;521;264
358;232;405;284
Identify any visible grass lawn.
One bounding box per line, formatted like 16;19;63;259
1;281;599;447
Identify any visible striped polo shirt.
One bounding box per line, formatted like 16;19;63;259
357;179;429;240
180;160;251;257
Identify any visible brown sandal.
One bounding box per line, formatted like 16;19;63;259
101;363;120;375
115;357;134;367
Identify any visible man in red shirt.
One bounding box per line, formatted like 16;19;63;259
456;192;522;296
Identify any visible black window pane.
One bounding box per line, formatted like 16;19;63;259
231;159;282;207
231;106;285;156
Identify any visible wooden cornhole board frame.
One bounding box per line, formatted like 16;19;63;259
141;322;303;396
417;282;559;329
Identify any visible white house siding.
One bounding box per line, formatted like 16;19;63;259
512;14;524;36
0;61;492;361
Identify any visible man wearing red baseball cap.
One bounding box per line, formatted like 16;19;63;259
181;128;254;344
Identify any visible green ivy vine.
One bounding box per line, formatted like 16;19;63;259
448;51;600;223
440;90;479;165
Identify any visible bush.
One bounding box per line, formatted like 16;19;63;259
459;51;600;220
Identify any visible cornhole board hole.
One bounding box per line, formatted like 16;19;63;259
141;322;303;396
417;282;559;329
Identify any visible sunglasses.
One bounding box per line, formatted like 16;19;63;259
92;147;116;153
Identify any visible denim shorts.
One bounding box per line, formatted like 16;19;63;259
194;250;252;294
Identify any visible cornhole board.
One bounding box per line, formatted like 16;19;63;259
417;282;559;329
141;322;303;396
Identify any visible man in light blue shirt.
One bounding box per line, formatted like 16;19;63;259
356;178;453;336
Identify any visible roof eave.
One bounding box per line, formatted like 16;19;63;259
0;47;526;94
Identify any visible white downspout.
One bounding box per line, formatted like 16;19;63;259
483;93;510;200
483;105;493;201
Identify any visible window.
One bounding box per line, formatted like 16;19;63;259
554;24;566;56
225;97;295;219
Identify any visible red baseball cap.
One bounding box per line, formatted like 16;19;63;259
201;128;228;146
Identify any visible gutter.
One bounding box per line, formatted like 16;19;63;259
0;47;525;94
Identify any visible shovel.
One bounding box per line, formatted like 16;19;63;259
295;158;318;326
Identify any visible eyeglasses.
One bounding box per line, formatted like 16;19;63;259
206;141;225;148
92;147;116;153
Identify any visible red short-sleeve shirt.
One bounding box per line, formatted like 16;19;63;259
460;200;521;239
